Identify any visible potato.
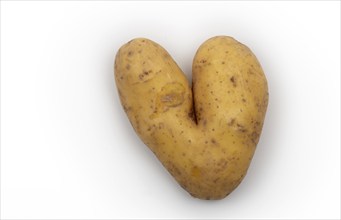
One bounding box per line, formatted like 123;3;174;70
114;36;268;200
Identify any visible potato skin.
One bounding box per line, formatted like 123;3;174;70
114;36;268;200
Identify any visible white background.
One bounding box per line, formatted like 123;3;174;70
1;1;340;219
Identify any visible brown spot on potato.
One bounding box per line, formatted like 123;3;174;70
250;131;259;144
127;51;133;56
126;64;130;70
237;123;247;132
242;98;246;102
254;121;261;128
230;76;236;87
123;105;131;113
168;162;181;177
117;89;123;98
217;159;228;168
191;166;201;178
213;177;220;183
228;118;235;126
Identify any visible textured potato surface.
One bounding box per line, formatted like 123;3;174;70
114;36;268;200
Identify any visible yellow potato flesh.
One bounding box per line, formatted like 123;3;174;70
114;36;268;200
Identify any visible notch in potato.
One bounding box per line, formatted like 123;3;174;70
114;36;268;200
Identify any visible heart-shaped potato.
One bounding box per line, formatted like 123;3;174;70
114;36;268;200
